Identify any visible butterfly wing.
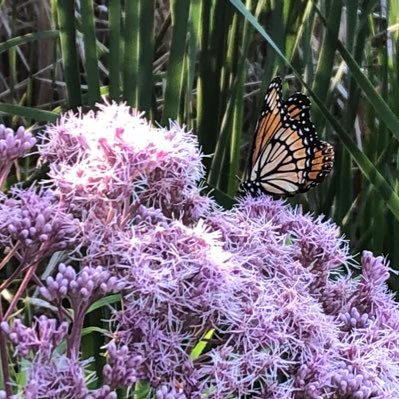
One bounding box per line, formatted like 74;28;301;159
285;92;310;121
241;78;334;196
249;77;283;167
285;92;334;191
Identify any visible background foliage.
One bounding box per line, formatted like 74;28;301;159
1;0;399;281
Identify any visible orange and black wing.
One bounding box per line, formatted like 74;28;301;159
240;78;334;196
285;92;334;191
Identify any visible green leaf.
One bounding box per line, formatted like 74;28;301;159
87;294;122;314
79;0;101;105
162;0;191;124
190;328;215;360
56;0;82;107
0;31;59;54
0;104;59;123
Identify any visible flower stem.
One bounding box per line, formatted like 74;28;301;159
4;264;36;320
0;304;11;397
67;306;87;358
0;242;21;272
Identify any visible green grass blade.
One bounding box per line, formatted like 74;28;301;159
123;0;139;106
229;0;292;72
196;0;214;149
190;328;215;360
162;0;190;124
197;1;233;172
208;79;238;187
313;3;399;141
0;31;59;54
311;0;343;129
184;0;201;125
134;380;150;399
108;0;122;100
337;39;399;139
56;0;82;107
87;294;121;314
0;104;58;123
79;0;101;105
138;0;155;114
309;87;399;220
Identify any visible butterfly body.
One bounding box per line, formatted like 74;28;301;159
239;77;334;197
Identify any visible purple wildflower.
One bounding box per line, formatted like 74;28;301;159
108;201;342;397
3;103;399;398
0;124;36;187
40;263;125;305
86;385;117;399
102;343;144;388
352;251;392;315
1;316;68;361
38;263;125;357
155;383;187;399
0;185;79;258
321;275;356;315
0;185;80;320
105;192;399;397
39;102;211;223
330;363;380;398
23;355;88;399
339;306;372;331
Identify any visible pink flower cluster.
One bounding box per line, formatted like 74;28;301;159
1;103;399;399
39;102;210;223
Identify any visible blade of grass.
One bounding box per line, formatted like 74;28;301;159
197;1;233;172
288;0;314;72
207;78;238;187
227;0;267;195
311;88;399;220
196;0;212;145
123;0;139;106
79;0;101;105
161;0;190;124
56;0;82;107
334;0;363;223
108;0;122;100
0;104;58;123
184;0;201;126
313;2;399;141
311;0;342;129
210;0;260;193
190;328;215;360
138;0;155;114
225;11;244;194
0;31;59;54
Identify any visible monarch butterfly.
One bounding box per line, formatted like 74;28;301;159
239;77;334;196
